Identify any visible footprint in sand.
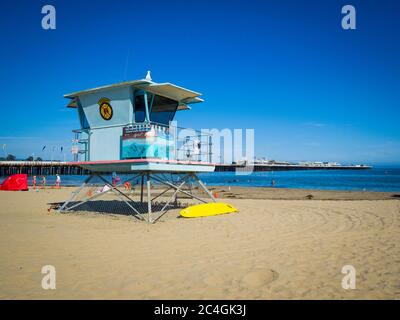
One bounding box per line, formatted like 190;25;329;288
241;268;279;288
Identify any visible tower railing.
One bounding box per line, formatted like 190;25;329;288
72;122;213;163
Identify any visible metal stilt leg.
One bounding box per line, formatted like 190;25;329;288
147;173;152;223
151;177;189;223
96;174;144;220
151;175;207;204
140;174;144;203
192;173;216;202
59;174;93;212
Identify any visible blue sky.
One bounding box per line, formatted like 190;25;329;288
1;0;399;164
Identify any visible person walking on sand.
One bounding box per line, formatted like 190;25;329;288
42;175;46;189
32;175;37;190
55;174;61;189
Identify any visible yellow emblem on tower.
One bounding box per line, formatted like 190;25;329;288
98;97;113;120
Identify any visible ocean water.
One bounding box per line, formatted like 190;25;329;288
199;167;400;192
3;167;400;192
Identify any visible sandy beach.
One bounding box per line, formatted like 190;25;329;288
0;187;399;299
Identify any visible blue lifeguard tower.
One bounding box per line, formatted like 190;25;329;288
59;72;216;223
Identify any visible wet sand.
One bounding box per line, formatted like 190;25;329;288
211;186;400;200
0;187;399;299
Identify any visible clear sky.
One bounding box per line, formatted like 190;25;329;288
1;0;399;164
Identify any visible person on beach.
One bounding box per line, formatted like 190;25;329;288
55;174;61;189
111;172;121;187
32;175;37;190
112;172;117;187
124;181;131;191
42;176;46;189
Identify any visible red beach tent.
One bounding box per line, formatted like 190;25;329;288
0;174;29;191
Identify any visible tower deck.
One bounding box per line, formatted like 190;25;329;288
70;159;215;173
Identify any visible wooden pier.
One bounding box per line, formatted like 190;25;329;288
0;161;89;176
215;163;372;172
0;161;371;176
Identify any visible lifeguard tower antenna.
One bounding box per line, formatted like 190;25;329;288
59;72;216;223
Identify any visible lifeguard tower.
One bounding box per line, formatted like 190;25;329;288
59;72;216;223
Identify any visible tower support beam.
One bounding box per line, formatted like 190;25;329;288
58;171;216;223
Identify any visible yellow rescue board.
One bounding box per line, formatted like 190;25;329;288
180;202;238;218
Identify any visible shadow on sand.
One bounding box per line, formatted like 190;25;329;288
48;200;187;217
